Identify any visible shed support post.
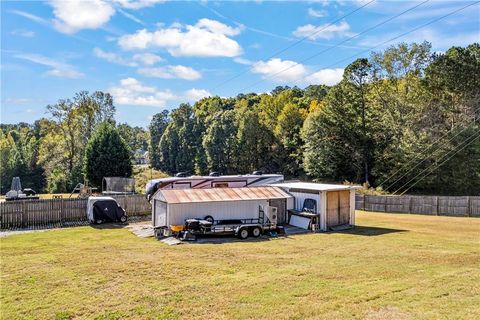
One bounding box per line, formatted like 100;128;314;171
320;191;327;231
350;190;355;227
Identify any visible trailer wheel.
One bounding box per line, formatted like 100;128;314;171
120;215;127;223
237;227;249;240
250;226;262;238
204;215;214;223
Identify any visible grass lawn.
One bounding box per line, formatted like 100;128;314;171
1;211;479;320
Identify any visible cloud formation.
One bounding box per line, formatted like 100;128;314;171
48;0;163;34
251;58;343;86
15;53;84;79
109;77;211;107
308;8;328;18
293;21;352;40
138;65;202;80
252;58;307;82
118;19;243;57
50;0;115;34
94;48;163;67
93;47;138;66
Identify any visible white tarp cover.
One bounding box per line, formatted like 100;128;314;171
289;215;311;230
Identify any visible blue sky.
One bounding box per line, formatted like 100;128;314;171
1;0;479;127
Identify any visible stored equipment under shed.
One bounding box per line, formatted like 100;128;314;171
272;182;360;231
152;186;293;228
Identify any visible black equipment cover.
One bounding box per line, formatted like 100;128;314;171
93;200;126;222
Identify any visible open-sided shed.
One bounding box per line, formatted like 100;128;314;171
272;182;361;231
152;186;294;227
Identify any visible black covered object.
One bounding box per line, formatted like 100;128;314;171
93;200;126;222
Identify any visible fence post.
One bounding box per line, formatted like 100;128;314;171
134;196;137;215
21;201;26;228
436;196;439;216
467;196;471;217
60;199;64;226
408;196;412;214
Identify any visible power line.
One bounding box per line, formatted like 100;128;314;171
382;113;479;192
295;1;480;88
396;130;480;195
209;0;376;91
236;0;431;93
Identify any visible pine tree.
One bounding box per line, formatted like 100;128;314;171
83;122;133;187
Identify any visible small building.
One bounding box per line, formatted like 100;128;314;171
272;182;361;231
152;186;293;227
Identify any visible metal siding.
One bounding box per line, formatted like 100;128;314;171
166;200;269;225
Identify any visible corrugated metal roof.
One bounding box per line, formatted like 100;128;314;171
270;182;362;192
157;186;292;204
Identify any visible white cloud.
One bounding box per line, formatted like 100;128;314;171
118;19;243;57
251;58;308;82
94;48;162;66
251;58;343;86
184;88;211;101
109;77;210;107
15;53;84;79
110;77;175;107
308;8;328;18
11;29;35;37
293;20;352;40
306;68;344;86
195;18;244;36
132;53;162;65
93;47;138;66
233;57;254;65
50;0;115;34
138;65;202;80
113;0;164;10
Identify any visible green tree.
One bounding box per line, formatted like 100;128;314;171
148;110;169;169
158;104;197;174
202;110;238;174
83;123;133;187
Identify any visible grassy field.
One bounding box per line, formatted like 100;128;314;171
1;212;479;320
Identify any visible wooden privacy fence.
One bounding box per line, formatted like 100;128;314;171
0;194;151;229
355;194;480;217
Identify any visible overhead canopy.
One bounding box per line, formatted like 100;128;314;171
155;186;292;204
271;182;361;192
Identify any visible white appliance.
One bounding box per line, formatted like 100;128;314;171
264;206;278;226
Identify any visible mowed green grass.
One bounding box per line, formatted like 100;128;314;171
1;212;479;320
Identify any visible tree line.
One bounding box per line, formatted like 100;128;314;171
1;92;142;194
1;42;479;195
148;42;479;195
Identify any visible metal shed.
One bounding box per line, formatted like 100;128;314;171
271;182;361;231
152;186;294;227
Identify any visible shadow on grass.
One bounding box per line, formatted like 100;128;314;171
89;216;150;230
338;225;407;236
191;233;277;244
